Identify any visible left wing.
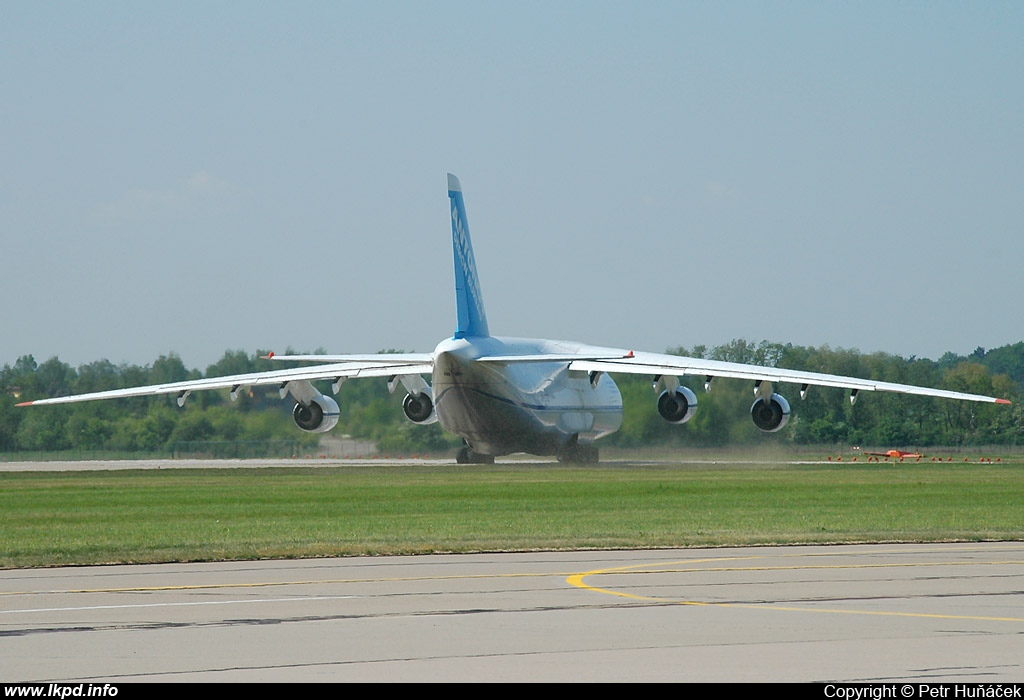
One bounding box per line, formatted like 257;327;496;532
480;348;1010;404
16;354;434;407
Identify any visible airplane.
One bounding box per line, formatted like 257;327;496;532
19;174;1011;464
860;449;925;459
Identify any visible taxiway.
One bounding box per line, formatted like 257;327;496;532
2;542;1022;682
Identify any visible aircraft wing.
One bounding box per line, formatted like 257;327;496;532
16;355;434;407
484;349;1010;405
263;353;434;364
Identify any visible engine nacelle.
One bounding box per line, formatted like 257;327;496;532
292;395;341;433
657;386;698;424
750;393;791;433
402;390;438;424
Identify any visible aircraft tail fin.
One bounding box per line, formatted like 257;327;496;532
448;173;490;338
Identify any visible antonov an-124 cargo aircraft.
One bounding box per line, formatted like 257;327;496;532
20;175;1010;463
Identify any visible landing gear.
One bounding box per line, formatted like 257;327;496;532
557;436;599;464
455;445;495;464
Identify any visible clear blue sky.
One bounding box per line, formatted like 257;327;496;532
3;2;1022;370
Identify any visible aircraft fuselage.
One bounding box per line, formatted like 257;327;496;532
431;337;623;456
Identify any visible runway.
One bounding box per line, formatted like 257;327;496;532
2;542;1022;682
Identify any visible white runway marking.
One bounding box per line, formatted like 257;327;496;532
3;595;358;615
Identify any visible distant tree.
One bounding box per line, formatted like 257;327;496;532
15;406;69;451
150;353;190;384
74;359;120;394
65;411;113;450
168;411;215;443
708;338;785;367
20;357;76;400
976;342;1024;391
13;355;38;378
206;350;255;378
0;395;20;451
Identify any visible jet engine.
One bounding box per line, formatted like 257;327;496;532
402;389;438;424
292;395;341;433
750;393;791;433
657;386;698;424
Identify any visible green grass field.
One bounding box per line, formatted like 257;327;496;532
2;455;1022;568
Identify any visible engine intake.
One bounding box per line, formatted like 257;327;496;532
402;390;437;424
657;386;698;424
292;395;341;433
750;393;791;433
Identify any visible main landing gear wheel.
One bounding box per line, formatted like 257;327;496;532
456;446;495;464
557;442;599;464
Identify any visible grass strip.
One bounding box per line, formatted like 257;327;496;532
2;460;1022;568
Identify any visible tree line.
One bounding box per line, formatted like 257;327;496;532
2;340;1021;455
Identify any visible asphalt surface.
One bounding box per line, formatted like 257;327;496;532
2;542;1022;682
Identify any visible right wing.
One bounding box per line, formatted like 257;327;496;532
16;354;434;407
569;350;1011;404
479;347;1010;405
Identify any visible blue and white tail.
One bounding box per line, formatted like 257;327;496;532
448;173;490;338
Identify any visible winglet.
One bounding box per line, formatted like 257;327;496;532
448;173;490;338
996;398;1012;405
